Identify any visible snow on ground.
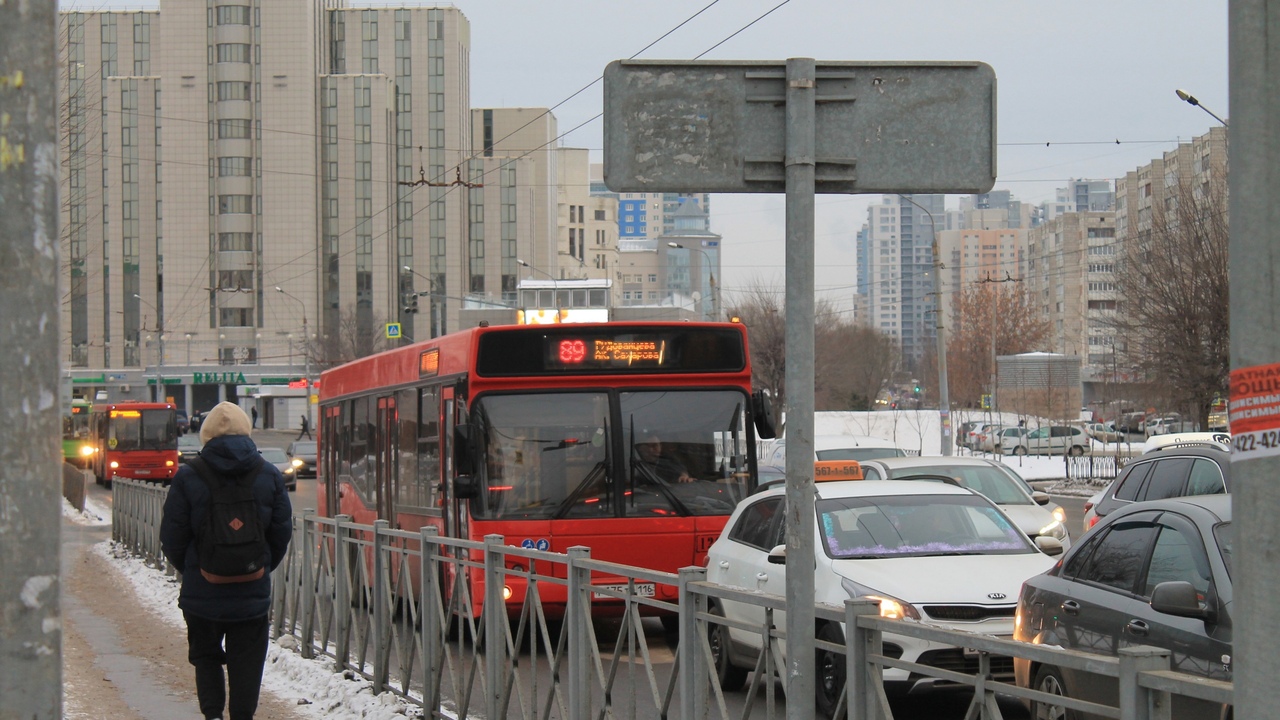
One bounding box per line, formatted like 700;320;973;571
63;494;112;526
92;542;430;719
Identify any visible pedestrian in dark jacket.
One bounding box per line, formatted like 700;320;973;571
160;401;292;720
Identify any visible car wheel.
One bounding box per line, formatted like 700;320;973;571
815;623;846;718
708;605;747;691
1014;446;1028;456
1031;665;1075;720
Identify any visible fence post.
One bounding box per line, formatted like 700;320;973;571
1118;645;1171;720
566;545;592;720
333;514;353;672
483;534;507;719
420;525;442;715
300;511;316;659
845;599;883;720
371;519;390;693
678;566;708;720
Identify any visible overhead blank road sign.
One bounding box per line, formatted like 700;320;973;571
604;60;996;195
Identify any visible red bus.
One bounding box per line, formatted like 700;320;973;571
318;321;776;618
88;401;180;487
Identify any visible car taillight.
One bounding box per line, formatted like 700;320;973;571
1082;501;1094;512
1087;515;1100;529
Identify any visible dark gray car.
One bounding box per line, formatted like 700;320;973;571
1013;494;1233;719
287;440;318;478
1087;444;1230;531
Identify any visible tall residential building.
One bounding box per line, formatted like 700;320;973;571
58;2;575;415
616;191;711;240
614;200;717;320
934;227;1028;334
855;194;944;367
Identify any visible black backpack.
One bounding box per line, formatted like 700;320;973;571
187;455;268;584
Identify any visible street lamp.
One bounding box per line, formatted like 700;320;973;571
274;286;312;427
402;265;444;338
1175;89;1228;127
517;259;560;311
667;242;720;321
133;294;165;402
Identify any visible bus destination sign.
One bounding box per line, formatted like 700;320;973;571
558;338;666;367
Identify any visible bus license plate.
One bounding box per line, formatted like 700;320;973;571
134;469;151;475
593;583;655;599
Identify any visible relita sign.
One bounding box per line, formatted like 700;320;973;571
192;371;248;384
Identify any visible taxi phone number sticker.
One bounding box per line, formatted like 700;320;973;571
1229;362;1280;458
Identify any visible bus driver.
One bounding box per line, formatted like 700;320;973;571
635;434;693;484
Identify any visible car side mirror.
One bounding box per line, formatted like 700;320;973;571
1031;491;1051;506
1150;581;1211;620
767;544;787;565
1035;536;1064;557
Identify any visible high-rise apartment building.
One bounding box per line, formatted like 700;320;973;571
1025;212;1117;370
58;2;580;416
616;191;711;240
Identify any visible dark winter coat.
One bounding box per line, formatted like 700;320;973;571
160;434;293;621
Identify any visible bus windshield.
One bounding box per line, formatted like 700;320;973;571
109;409;177;450
471;389;752;521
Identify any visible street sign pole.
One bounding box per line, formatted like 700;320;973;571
782;58;818;715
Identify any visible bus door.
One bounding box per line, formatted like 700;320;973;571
321;405;341;517
442;386;463;543
376;396;397;521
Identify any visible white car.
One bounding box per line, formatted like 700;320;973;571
857;456;1072;551
766;434;908;467
705;479;1060;713
980;426;1029;453
1004;425;1091;456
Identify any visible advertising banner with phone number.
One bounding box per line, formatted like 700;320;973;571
1230;362;1280;457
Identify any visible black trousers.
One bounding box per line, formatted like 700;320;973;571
183;611;270;720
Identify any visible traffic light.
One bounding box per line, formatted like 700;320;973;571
402;293;419;314
913;384;921;395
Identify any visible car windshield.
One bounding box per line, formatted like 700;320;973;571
291;441;317;454
178;436;202;449
1214;521;1233;577
817;494;1035;559
889;464;1033;505
816;447;906;462
260;448;289;463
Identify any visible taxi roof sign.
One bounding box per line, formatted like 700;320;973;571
813;460;863;482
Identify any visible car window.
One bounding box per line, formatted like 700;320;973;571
1078;520;1158;594
1185;459;1226;495
816;448;905;462
894;464;1032;505
1214;522;1233;577
1114;462;1152;501
1143;524;1211;599
1142;458;1194;501
860;466;883;481
1062;532;1100;579
259;448;289;463
730;497;782;550
817;494;1034;559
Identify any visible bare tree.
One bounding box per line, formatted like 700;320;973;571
1110;173;1229;428
303;303;394;370
946;282;1050;408
725;282;786;428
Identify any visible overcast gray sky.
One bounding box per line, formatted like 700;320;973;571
68;0;1230;311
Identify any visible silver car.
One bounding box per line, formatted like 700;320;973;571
259;446;297;491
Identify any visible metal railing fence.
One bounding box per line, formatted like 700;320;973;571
111;481;1232;720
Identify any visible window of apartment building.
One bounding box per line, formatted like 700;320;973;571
217;194;252;214
216;81;251;101
218;308;253;327
569;206;576;223
216;43;251;63
217;118;251;139
217;270;253;290
595;209;606;221
648;274;657;283
216;5;251;25
218;157;252;176
218;232;253;251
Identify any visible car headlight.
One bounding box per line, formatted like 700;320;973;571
841;578;921;620
1052;506;1067;524
283;466;294;475
291;458;304;468
1038;519;1068;539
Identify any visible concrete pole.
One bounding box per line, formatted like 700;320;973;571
1229;1;1278;716
0;3;62;716
783;57;817;720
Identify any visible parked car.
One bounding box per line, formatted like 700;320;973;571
1085;443;1230;532
1145;413;1198;438
958;420;984;450
1004;425;1091;456
1084;421;1125;443
765;434;908;467
1014;494;1233;720
962;422;1000;451
287;440;318;479
980;426;1028;453
705;479;1060;713
177;434;202;464
1116;412;1146;435
259;447;297;491
1142;432;1231;454
175;410;190;435
857;456;1072;550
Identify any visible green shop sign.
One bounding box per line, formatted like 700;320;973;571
193;371;248;384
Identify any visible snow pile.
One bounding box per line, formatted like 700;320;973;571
63;495;112;526
93;542;430;719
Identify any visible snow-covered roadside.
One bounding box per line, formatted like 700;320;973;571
89;540;429;719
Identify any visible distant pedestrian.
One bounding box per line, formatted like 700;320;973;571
297;414;311;440
160;401;292;720
250;405;258;429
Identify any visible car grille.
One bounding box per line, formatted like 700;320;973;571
913;648;1015;681
922;605;1016;622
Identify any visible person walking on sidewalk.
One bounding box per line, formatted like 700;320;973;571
250;405;258;429
297;414;311;440
160;402;293;720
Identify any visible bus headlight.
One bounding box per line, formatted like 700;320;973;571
79;445;94;457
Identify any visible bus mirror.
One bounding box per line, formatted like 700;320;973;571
454;424;475;476
454;473;480;499
752;390;778;440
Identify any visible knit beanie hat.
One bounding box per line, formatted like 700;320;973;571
199;401;253;444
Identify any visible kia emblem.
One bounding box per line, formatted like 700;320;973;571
988;592;1007;600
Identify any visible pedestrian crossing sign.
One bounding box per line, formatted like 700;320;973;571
386;322;402;339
